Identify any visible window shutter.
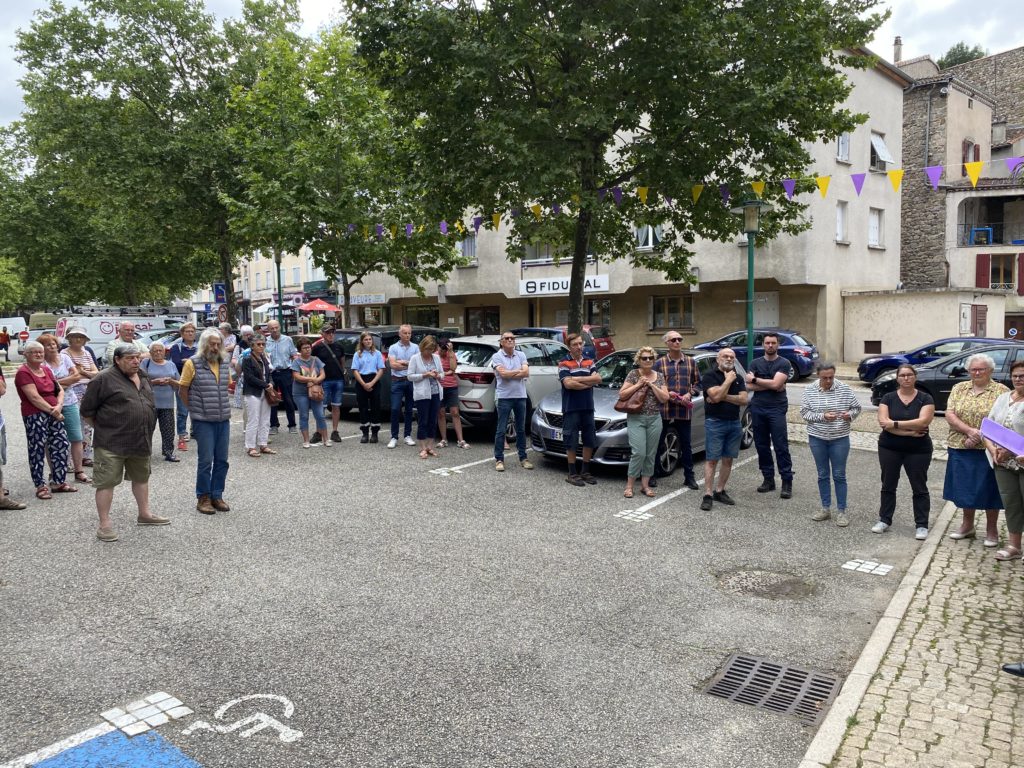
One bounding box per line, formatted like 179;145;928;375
647;296;654;330
975;253;991;288
974;144;981;162
1017;254;1024;296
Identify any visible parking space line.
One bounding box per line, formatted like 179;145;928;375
1;723;116;768
621;455;759;517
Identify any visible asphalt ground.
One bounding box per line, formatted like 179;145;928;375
0;391;944;768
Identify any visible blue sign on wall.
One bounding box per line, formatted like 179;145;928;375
213;283;227;304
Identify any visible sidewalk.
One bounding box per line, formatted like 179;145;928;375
800;501;1024;768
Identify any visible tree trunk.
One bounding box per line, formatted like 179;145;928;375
340;270;357;327
568;151;599;335
217;215;237;326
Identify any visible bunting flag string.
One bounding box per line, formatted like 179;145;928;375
816;176;830;198
691;184;704;204
751;180;766;198
851;173;866;196
888;169;904;193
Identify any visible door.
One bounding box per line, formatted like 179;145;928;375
753;291;779;327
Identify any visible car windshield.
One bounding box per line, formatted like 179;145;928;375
790;333;813;346
334;332;366;356
588;326;611;338
453;342;497;366
593;353;638;388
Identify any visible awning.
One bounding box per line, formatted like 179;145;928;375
870;133;895;164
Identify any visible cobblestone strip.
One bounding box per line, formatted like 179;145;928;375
799;501;1024;768
787;422;948;462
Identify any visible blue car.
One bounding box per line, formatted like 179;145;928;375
857;337;1010;383
693;328;819;380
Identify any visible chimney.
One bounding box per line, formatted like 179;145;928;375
894;36;903;63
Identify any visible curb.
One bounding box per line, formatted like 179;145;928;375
796;499;957;768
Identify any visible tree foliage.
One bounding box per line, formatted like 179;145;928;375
348;0;887;332
938;42;987;70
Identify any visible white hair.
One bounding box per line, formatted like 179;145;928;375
198;328;227;361
966;353;995;372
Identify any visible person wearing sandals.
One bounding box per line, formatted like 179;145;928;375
408;336;443;459
945;353;1007;547
64;327;99;468
291;338;328;448
985;359;1024;562
241;334;276;459
351;331;385;444
141;342;181;463
80;345;167;541
0;369;28;510
436;334;469;450
560;332;601;486
621;346;670;499
15;340;74;500
169;322;198;450
872;364;935;540
40;333;91;486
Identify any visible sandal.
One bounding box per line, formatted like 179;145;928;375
419;450;430;459
74;471;92;484
82;458;94;467
458;440;471;449
994;546;1022;561
36;486;52;500
248;449;262;458
427;449;439;457
623;488;634;498
641;488;656;498
437;440;448;448
260;447;277;455
50;483;78;493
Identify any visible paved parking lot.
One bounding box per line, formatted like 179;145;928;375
0;393;945;768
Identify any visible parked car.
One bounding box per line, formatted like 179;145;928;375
694;328;818;380
452;334;570;439
530;348;754;476
857;337;1010;383
510;327;598;360
575;324;616;360
870;342;1024;410
334;325;450;414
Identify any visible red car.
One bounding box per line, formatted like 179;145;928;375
560;324;615;360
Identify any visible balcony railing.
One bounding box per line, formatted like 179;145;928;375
957;222;1024;246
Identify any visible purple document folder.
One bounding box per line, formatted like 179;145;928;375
981;418;1024;455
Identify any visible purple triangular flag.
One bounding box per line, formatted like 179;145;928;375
1006;157;1024;174
664;196;673;208
375;224;384;240
782;179;796;200
850;173;866;196
511;208;520;218
551;203;561;216
719;184;730;204
472;216;482;232
440;220;448;235
925;165;943;190
612;187;623;206
405;223;413;238
347;224;356;234
597;188;607;203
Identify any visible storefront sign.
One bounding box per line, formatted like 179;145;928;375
519;275;609;296
339;294;386;305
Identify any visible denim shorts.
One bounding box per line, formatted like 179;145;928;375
705;417;742;461
562;409;597;450
321;379;344;407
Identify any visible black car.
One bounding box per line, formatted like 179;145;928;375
870;342;1024;410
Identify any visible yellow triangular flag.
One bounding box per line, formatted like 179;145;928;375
691;184;704;204
530;203;542;220
751;181;766;198
362;224;369;240
389;224;398;239
887;169;904;192
455;220;465;233
816;176;831;198
571;194;580;205
492;212;501;229
417;225;424;233
965;161;983;187
637;187;649;204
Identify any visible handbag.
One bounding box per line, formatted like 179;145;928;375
308;383;325;402
264;386;282;406
614;382;648;414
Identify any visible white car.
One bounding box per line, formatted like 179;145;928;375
451;335;569;440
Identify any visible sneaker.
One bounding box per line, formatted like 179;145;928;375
310;432;322;444
915;527;929;540
520;459;534;470
871;521;889;534
756;479;776;493
96;527;118;542
387;437;398;449
331;431;342;443
811;508;831;522
177;438;188;451
302;442;312;449
269;427;279;436
566;474;585;487
834;511;849;528
495;460;505;472
324;440;333;447
712;489;735;506
404;436;416;446
288;426;298;434
700;495;713;511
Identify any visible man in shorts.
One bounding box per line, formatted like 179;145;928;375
559;333;602;485
312;323;347;444
699;348;748;511
79;345;168;542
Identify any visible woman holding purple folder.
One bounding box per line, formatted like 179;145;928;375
985;359;1024;562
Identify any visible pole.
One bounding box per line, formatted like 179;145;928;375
746;231;755;368
274;252;284;330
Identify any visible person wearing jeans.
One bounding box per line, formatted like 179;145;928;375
745;332;795;498
800;363;861;527
387;324;417;448
490;332;532;471
265;320;298;434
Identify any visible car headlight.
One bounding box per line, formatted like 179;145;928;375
862;357;881;366
603;418;627;431
874;370;897;385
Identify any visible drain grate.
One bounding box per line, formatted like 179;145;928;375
703;653;841;726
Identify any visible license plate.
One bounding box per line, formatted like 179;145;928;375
549;428;563;441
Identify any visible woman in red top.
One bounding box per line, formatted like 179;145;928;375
14;340;74;499
435;335;469;449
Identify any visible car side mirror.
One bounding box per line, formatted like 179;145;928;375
951;365;967;377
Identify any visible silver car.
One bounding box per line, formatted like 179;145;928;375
530;348;754;476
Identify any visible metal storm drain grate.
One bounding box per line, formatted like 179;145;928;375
703;653;841;726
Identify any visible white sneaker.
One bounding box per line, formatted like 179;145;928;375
404;436;416;446
302;442;311;449
324;440;333;447
811;508;831;522
387;438;398;449
915;527;929;540
871;521;889;534
834;511;849;528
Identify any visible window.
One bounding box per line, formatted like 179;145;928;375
291;267;300;285
234;278;241;291
255;273;263;290
405;305;439;327
649;295;694;330
519;342;553;366
306;261;314;281
836;200;849;242
869;132;894;171
522;241;560;264
457;234;477;265
868;208;884;247
265;271;271;289
466;306;500;335
587;298;612;328
990;254;1014;289
361;306;390;326
961;139;980;176
836;132;851;163
635;224;664;250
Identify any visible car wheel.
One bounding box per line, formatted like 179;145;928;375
505;401;532;444
786;366;796;382
740;409;754;449
655;426;681;477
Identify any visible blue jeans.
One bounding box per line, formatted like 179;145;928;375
808;435;850;510
752;407;793;481
494;398;527;461
193;419;230;500
322;379;344;408
390;378;414;439
175;391;191;436
293;390;326;432
415;395;441;440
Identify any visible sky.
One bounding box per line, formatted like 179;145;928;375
0;0;1021;126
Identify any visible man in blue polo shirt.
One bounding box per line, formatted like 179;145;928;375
387;324;417;449
559;333;602;486
491;331;533;472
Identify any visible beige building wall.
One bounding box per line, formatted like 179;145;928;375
943;87;993;171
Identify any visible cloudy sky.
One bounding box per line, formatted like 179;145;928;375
0;0;1021;126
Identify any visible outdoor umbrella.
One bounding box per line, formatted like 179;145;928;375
298;298;340;312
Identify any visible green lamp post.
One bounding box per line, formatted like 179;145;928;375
730;199;769;367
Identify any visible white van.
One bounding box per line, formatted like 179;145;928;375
0;316;28;338
55;316;173;362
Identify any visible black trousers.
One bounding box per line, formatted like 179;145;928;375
269;369;297;428
878;445;931;528
355;381;381;425
156;408;175;458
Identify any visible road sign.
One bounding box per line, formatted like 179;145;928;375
213;282;227;304
18;330;29;342
217;304;228;323
1010;328;1018;337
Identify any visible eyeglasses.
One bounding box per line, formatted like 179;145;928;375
252;342;265;347
897;373;916;378
639;355;655;361
968;368;989;373
501;336;515;341
667;338;683;343
1012;374;1024;380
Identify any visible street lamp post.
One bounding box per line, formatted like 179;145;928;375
729;199;768;367
274;250;284;330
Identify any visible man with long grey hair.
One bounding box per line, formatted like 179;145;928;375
179;328;232;515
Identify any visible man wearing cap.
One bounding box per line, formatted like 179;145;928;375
104;321;148;366
64;326;100;467
79;344;168;541
312;324;346;443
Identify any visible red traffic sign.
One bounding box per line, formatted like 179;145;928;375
217;304;228;323
18;330;29;342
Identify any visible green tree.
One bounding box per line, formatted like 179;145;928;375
348;0;887;333
938;42;987;69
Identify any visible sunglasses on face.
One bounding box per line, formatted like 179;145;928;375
501;337;515;342
639;356;655;361
667;338;683;343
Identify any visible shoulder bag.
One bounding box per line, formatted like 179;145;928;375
305;360;325;402
614;376;648;414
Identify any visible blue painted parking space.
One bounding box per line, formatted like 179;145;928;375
33;730;200;768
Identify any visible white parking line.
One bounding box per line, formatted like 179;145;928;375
0;723;115;768
619;454;759;518
429;449;537;476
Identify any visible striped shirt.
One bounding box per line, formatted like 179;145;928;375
799;379;862;440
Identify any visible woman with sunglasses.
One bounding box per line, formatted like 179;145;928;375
985;359;1024;561
872;364;935;540
620;346;670;498
241;334;276;458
